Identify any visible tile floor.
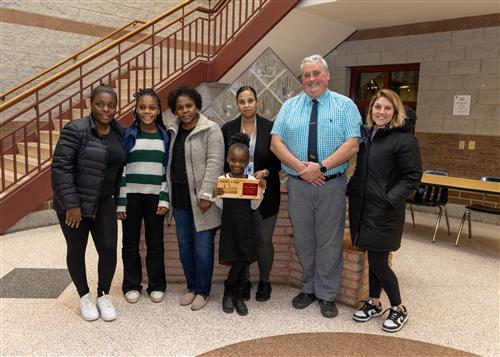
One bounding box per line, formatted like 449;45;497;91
1;210;498;356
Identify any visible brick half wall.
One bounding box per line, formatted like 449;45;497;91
140;192;371;307
416;132;500;209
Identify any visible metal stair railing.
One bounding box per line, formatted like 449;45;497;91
0;0;270;195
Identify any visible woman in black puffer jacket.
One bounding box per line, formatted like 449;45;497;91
347;89;422;333
51;85;125;322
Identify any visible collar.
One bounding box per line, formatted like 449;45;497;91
305;90;330;105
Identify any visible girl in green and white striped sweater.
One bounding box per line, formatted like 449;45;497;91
117;88;170;304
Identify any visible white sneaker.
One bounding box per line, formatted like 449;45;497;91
150;291;165;303
125;290;141;304
96;293;117;321
382;305;409;332
79;293;99;321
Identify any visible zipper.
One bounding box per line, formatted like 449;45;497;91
353;232;360;246
186;129;198;203
166;127;175;227
356;127;371;235
92;133;108;218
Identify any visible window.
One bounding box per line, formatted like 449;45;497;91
350;64;419;121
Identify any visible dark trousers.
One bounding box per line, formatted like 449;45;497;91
227;261;248;288
57;195;117;298
368;250;402;306
121;193;166;294
242;211;277;283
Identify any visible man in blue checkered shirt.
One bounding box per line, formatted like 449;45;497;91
271;54;361;318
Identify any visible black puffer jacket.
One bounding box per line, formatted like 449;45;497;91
51;116;124;217
347;123;422;251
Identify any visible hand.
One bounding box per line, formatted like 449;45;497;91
212;187;224;197
254;169;268;180
199;198;212;213
65;207;82;228
298;162;325;186
117;212;127;220
258;178;267;188
156;206;169;215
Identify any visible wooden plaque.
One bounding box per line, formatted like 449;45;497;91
216;177;262;200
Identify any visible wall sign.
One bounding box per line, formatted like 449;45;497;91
453;95;471;116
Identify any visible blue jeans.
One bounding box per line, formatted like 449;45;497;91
173;208;215;296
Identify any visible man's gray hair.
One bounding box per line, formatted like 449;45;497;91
300;54;328;72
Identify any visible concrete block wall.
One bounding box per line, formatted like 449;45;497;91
325;24;500;209
326;26;499;137
0;1;202;94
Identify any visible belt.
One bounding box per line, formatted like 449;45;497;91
289;172;343;182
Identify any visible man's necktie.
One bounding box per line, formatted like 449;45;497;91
307;99;318;162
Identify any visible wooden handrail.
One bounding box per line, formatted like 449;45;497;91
0;0;218;113
0;19;145;101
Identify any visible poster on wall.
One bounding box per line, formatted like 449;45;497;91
452;95;471;116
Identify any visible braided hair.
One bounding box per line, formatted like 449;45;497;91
228;132;250;155
133;88;166;130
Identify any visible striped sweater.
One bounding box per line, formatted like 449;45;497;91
117;131;169;212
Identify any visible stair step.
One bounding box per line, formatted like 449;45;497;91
1;154;39;175
0;168;15;186
118;78;157;90
39;130;61;145
129;69;161;79
17;142;54;160
52;119;71;129
72;108;91;119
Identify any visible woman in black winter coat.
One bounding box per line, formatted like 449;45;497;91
347;89;422;333
51;85;126;322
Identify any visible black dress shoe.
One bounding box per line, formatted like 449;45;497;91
292;292;316;309
255;281;272;302
318;299;338;318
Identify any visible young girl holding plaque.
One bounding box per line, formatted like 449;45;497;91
212;133;266;316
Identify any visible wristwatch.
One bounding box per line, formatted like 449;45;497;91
319;161;327;173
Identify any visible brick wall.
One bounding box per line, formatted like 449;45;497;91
140;191;371;307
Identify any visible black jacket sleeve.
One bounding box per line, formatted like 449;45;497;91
51;122;82;211
386;134;422;208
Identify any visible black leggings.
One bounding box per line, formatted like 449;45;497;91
368;250;401;306
58;195;118;297
227;261;248;288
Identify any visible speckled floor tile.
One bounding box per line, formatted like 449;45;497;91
0;258;14;279
0;299;137;355
0;211;498;357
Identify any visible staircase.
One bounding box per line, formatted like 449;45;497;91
0;0;299;234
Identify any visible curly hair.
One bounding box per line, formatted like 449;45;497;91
228;132;250;156
167;84;202;113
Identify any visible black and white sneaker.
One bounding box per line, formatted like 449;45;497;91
352;299;382;322
382;305;408;332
